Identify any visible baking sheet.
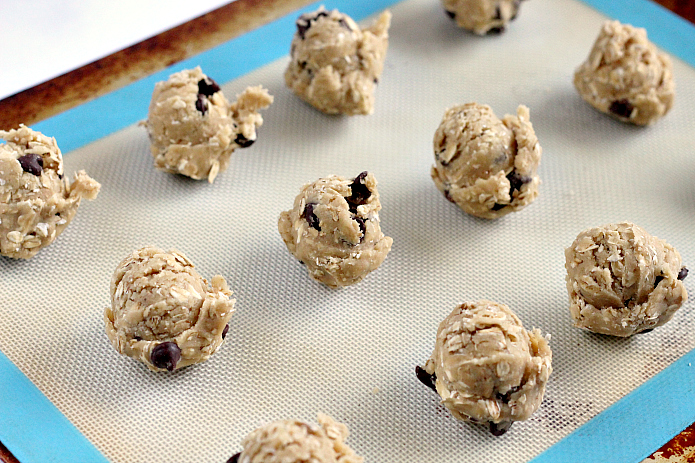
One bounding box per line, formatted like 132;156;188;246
1;0;695;462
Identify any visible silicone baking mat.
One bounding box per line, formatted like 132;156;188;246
1;0;694;462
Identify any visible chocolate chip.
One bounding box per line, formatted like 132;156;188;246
493;6;502;19
415;365;437;392
491;202;507;211
495;385;521;403
492;170;532;210
487;26;506;34
226;452;241;463
637;328;654;334
355;216;366;242
222;324;229;339
444;189;455;203
489;421;512;436
133;336;142;341
678;267;688;280
235;133;255;148
296;11;329;39
302;203;321;231
150;342;181;372
654;275;664;287
346;172;371;211
195;94;208;115
198;77;220;97
609;99;634;119
373;78;379;84
445;10;456;19
18;153;43;176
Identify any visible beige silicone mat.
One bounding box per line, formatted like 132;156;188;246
1;0;694;461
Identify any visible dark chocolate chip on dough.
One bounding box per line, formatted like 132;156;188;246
198;77;221;97
297;11;330;39
302;203;321;231
150;342;181;372
609;99;634;119
346;171;371;210
445;10;456;19
489;420;512;436
226;452;241;463
235;133;255;148
678;267;689;280
195;94;208;115
18;153;43;176
355;216;366;242
222;324;229;340
415;365;437;392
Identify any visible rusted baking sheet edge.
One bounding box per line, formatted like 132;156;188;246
0;0;313;130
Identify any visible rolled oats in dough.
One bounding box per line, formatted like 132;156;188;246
565;222;688;337
145;66;273;183
431;103;541;219
104;246;236;372
227;413;363;463
284;7;391;115
442;0;524;35
0;125;100;259
574;20;674;126
278;171;393;288
418;300;552;436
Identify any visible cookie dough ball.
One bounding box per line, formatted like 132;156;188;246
284;7;391;115
104;246;235;372
227;413;363;463
0;125;100;259
431;103;541;219
278;172;393;288
573;21;674;125
442;0;524;35
145;66;273;183
565;222;688;337
417;300;552;435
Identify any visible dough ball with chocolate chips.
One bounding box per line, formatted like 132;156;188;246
442;0;524;35
284;7;391;115
431;103;541;219
104;246;235;372
226;413;364;463
417;300;552;436
278;172;393;288
565;222;688;337
0;125;100;259
574;21;674;125
145;66;273;183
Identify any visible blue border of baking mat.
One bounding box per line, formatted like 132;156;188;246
0;0;693;461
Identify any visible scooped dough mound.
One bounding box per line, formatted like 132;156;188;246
565;222;688;337
0;125;100;259
573;20;674;125
104;246;236;372
431;103;541;219
228;413;363;463
145;66;273;182
284;7;391;115
278;172;393;288
419;300;552;436
442;0;524;35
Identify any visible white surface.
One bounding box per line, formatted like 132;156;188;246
0;0;234;100
1;0;694;462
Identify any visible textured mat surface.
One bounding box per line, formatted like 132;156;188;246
1;0;694;462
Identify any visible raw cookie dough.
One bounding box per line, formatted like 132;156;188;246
573;20;674;125
284;7;391;115
431;103;541;219
104;246;235;372
417;300;552;436
145;66;273;183
0;125;100;259
565;222;688;337
442;0;524;35
226;413;363;463
278;172;393;288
